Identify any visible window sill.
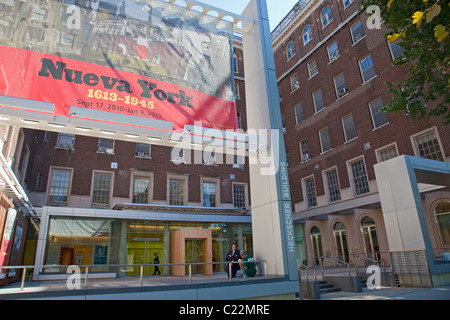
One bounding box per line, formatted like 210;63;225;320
320;148;333;155
328;55;340;64
344;137;358;144
135;155;152;160
314;108;325;116
372;122;390;131
97;151;115;156
308;73;318;80
352;35;366;46
55;146;75;151
362;75;377;85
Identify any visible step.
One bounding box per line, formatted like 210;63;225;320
318;281;341;294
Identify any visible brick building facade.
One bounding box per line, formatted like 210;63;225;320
273;0;450;266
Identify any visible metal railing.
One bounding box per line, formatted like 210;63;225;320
0;259;267;291
320;256;352;278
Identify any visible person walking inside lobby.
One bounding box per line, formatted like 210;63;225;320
225;243;240;278
237;250;256;278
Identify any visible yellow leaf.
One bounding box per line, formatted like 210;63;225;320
387;33;406;43
387;0;394;10
434;25;449;42
412;11;425;27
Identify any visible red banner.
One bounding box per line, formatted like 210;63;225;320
0;46;238;131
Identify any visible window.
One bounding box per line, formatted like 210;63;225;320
435;202;450;246
171;147;186;164
342;113;357;142
56;133;75;149
92;172;112;208
388;40;404;61
303;25;313;45
413;129;444;161
334;73;348;98
202;182;217;207
359;55;376;83
327;41;339;62
299;139;310;162
287;41;296;60
48;168;72;205
290;74;299;92
233;53;238;73
319;127;332;153
36;172;44;189
313;89;325;113
133;176;150;204
369;98;389;129
233;184;247;209
98;138;114;153
303;176;317;208
350;20;365;43
234;82;240;99
343;0;355;8
321;6;333;28
307;59;318;78
294;102;304;125
324;168;341;202
376;144;399;162
169;179;184;206
349;158;370;196
136;143;151;158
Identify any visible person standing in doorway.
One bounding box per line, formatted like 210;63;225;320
225;243;240;278
153;252;161;275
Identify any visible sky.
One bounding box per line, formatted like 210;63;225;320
197;0;300;31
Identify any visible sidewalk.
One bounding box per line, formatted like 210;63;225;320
317;285;450;300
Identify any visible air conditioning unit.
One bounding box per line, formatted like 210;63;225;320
338;87;348;97
57;143;73;149
106;148;114;155
302;153;310;162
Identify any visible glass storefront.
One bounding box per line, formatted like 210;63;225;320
43;217;253;276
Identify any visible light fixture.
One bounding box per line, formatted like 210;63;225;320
0;116;10;120
21;119;39;124
124;133;139;138
101;130;116;135
48;123;66;128
148;136;162;141
75;127;92;132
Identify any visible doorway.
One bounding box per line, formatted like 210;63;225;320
311;227;323;266
361;217;380;262
185;239;205;275
333;222;349;263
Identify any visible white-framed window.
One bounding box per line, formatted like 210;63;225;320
313;89;325;113
319;127;332;153
91;171;113;208
321;6;334;28
202;180;218;208
376;143;399;163
327;41;340;62
287;41;296;61
324;167;341;203
334;73;348;98
233;53;238;73
290;74;299;92
359;54;376;83
136;143;151;158
294;102;304;125
233;183;248;209
342;113;357;142
56;133;75;149
343;0;355;8
307;59;318;78
350;20;365;43
169;179;185;206
303;25;313;45
299;138;310;163
388;40;404;61
303;176;317;208
348;158;370;196
48;167;73;206
98;138;114;154
412;128;445;161
369;98;389;129
132;175;151;204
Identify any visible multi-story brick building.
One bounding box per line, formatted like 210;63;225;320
273;0;450;267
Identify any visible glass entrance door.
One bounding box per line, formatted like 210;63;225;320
333;222;349;263
361;217;380;262
311;227;323;266
185;239;205;275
